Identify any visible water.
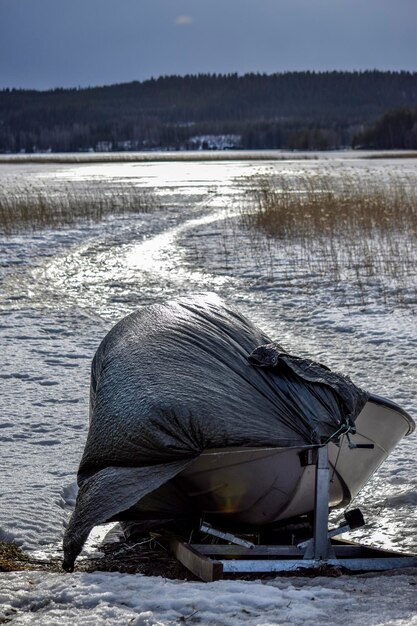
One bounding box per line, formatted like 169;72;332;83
0;152;416;558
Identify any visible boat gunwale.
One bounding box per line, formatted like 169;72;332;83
367;393;415;435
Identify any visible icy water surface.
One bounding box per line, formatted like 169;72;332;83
0;153;416;559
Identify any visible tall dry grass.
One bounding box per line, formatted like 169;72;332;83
0;183;155;235
364;152;417;160
0;151;319;165
240;171;417;306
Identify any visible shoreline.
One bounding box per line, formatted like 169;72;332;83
0;149;417;165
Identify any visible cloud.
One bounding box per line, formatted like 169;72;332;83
174;15;194;26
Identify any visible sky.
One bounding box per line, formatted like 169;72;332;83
0;0;416;90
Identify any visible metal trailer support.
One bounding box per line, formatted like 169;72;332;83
170;444;417;581
302;444;335;560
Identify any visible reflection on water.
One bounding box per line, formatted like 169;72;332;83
0;154;416;556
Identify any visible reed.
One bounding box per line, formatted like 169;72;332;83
0;183;155;234
0;151;319;165
239;170;417;307
364;152;417;160
0;540;29;572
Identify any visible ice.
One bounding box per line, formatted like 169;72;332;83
0;152;416;624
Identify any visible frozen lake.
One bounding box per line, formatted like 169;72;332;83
0;151;416;562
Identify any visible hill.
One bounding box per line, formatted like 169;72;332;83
1;71;417;152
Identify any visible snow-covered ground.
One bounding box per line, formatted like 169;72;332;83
0;152;416;624
1;569;417;625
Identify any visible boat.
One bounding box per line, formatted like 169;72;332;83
130;393;415;527
62;295;416;573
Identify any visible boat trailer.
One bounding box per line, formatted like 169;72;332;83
170;445;417;582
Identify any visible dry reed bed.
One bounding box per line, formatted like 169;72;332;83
0;152;319;165
0;183;155;234
239;171;417;306
364;152;417;160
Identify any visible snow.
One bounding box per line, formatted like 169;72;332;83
1;570;417;625
0;152;416;624
189;134;241;150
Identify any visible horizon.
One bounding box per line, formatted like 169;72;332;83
1;68;417;94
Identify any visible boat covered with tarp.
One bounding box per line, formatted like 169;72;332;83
63;293;414;571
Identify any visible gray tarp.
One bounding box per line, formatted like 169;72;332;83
63;293;368;571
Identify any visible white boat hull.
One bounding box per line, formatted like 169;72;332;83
176;394;414;525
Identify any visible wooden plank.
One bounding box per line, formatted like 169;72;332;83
192;543;364;558
170;538;223;582
171;538;417;579
191;544;304;557
332;538;417;558
333;545;365;558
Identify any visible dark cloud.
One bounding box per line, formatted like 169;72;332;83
0;0;415;89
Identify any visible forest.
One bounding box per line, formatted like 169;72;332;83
352;108;417;150
1;71;417;152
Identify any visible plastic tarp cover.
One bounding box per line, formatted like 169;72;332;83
63;293;368;571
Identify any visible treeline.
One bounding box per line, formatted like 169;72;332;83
1;71;417;153
353;108;417;150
